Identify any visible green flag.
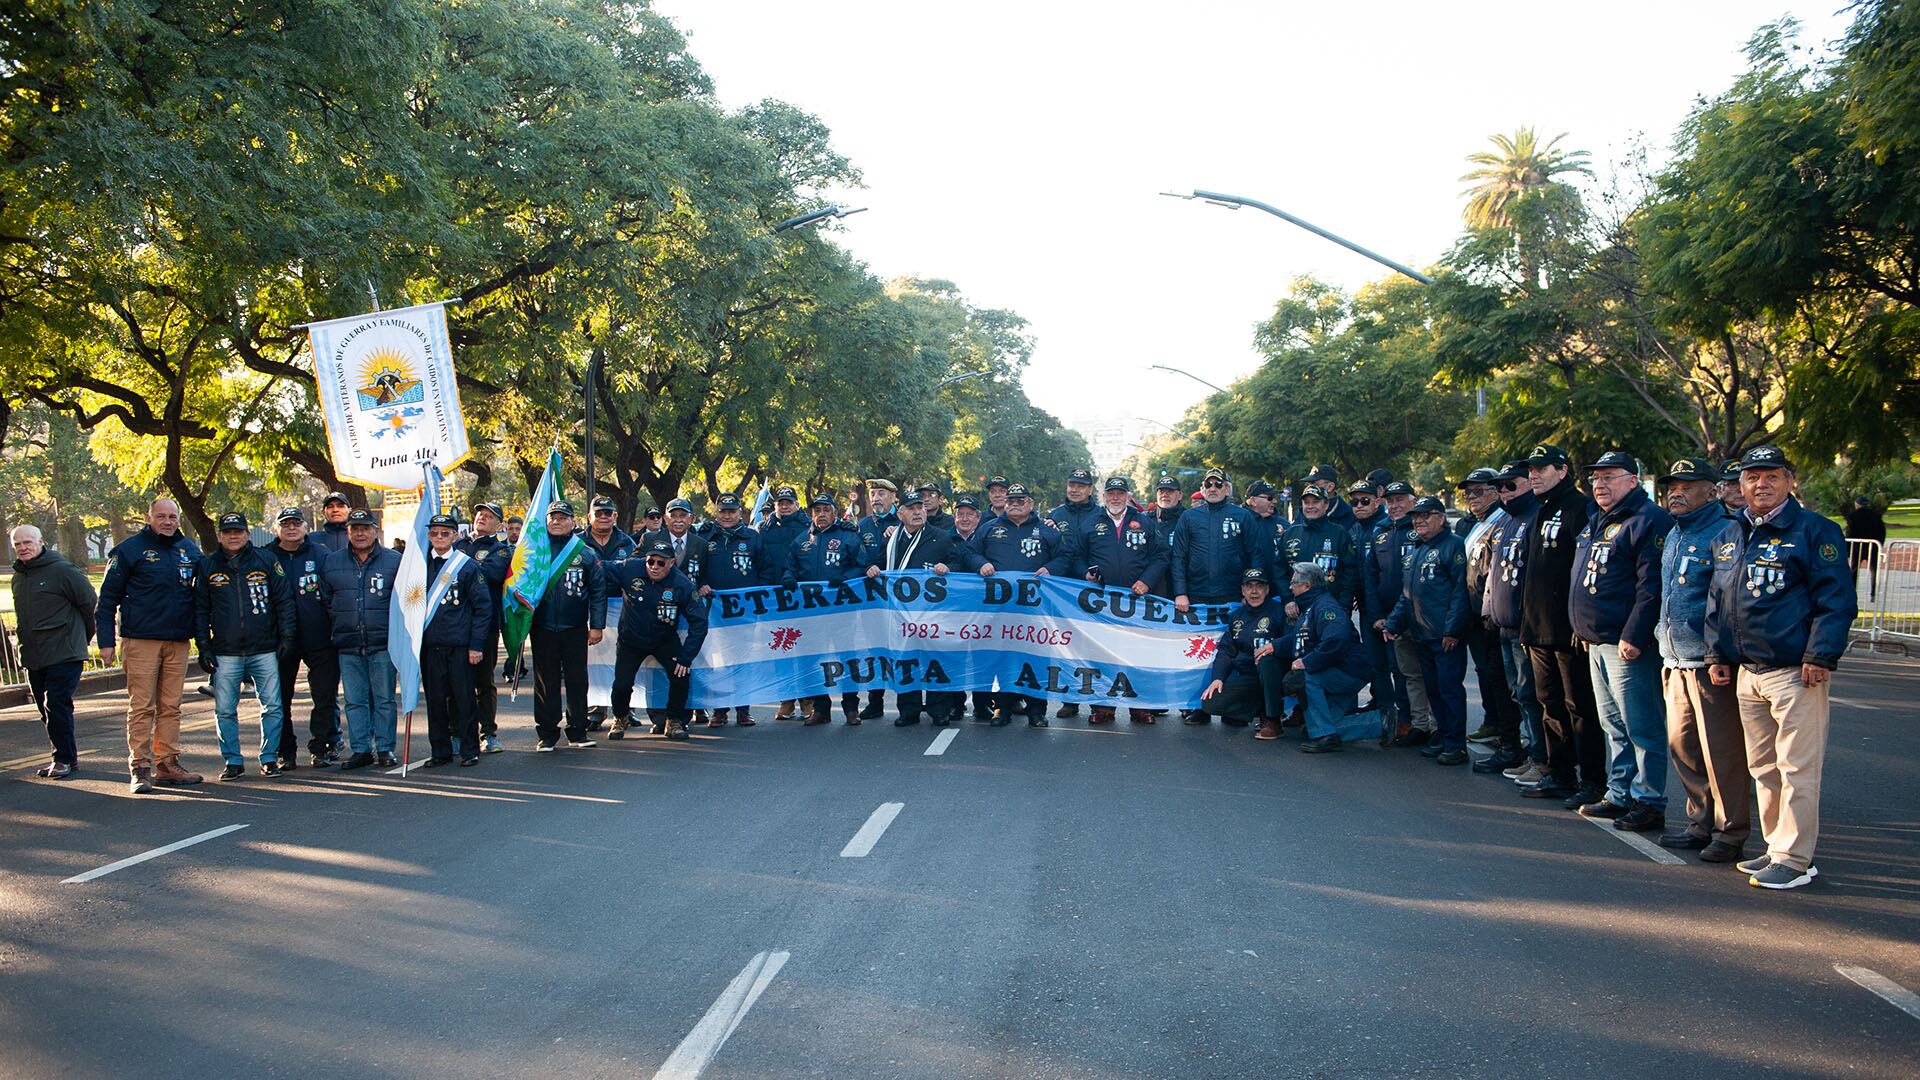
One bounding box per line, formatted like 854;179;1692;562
501;449;582;662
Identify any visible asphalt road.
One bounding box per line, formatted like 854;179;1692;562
2;654;1917;1079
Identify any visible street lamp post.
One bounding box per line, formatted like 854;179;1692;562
774;205;870;232
1149;364;1228;394
937;369;991;389
1136;416;1198;443
1161;189;1434;285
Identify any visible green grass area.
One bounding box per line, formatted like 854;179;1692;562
1825;503;1920;541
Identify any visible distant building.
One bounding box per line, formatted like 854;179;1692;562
1068;415;1154;475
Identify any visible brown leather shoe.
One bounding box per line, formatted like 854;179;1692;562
1089;707;1117;724
1129;710;1156;724
1254;717;1281;741
154;758;203;786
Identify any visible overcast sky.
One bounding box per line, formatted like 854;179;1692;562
653;1;1853;439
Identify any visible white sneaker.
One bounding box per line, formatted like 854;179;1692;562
535;741;557;753
1749;863;1817;890
566;738;597;749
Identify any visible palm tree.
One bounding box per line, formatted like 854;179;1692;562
1459;128;1593;231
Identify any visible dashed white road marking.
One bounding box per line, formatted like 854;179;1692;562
1833;697;1879;711
62;824;250;883
1834;964;1920;1021
653;950;790;1079
839;802;904;858
924;729;958;756
1580;815;1686;865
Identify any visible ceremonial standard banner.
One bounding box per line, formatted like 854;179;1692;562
307;301;469;490
589;571;1233;711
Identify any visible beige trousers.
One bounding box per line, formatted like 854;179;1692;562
123;638;189;770
1737;666;1830;871
1392;637;1433;732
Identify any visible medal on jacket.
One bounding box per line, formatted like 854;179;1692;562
658;592;678;623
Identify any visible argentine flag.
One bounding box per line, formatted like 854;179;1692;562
390;462;444;715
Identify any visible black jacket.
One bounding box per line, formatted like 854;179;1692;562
421;552;493;652
638;527;710;586
1484;491;1538;633
1704;497;1856;671
1386;530;1471;642
974;516;1074;575
604;562;709;664
1279;517;1359;612
263;539;335;652
195;545;295;657
1364;515;1419;626
534;534;607;632
1078;506;1169;594
1568;484;1673;649
873;524;983;573
454;533;514;637
10;548;96;669
759;510;812;570
310;521;351;554
96;526;202;646
704;524;774;589
1520;475;1591;649
1210;599;1284;681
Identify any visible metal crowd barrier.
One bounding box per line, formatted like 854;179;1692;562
0;620;119;690
1865;538;1920;648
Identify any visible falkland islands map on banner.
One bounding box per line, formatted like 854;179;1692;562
307;301;469;490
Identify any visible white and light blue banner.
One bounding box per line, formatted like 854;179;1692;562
307;301;470;491
589;571;1233;710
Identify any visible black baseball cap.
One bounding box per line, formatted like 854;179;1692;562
773;486;798;501
1155;474;1180;491
346;508;376;526
1736;445;1793;472
1306;464;1338;484
1242;567;1271;584
1583;450;1638;474
1458;467;1501;487
953;495;979;509
1364;468;1394;489
1202;467;1228;483
1661;457;1718;483
642;506;663;519
916;481;940;494
471;500;503;518
217;512;249;532
666;498;694;514
590;496;617;512
1526;443;1571;467
1411;495;1447;516
1301;483;1331;501
427;513;458;529
548;501;574;518
1004;483;1033;500
809;492;836;508
899;490;925;507
1103;477;1130;492
275;507;306;523
1245;480;1276;499
1497;460;1531;482
1067;467;1095;485
986;475;1010;489
1346;479;1375;497
644;540;675;560
1720;459;1742;482
1383;481;1416;498
322;491;350;507
714;494;743;511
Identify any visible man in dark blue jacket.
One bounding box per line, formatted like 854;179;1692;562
196;513;296;780
309;491;353;554
919;481;955;532
579;496;636;733
851;480;903;721
1288;563;1376;754
1200;568;1287;731
419;515;492;767
1148;475;1186;546
1570;452;1676;832
975;483;1074;726
1384;498;1472;764
1279;484;1359;613
785;493;870;724
1171;468;1265;724
1704;445;1856;890
1344;479;1395;724
97;498;205;793
1654;458;1746;863
700;493;772;726
456;501;513;753
319;508;403;770
868;490;983;726
1519;445;1604;806
529;502;607;751
1485;462;1547;778
1368;482;1429;745
1078;477;1168;724
265;508;342;767
1041;467;1102;720
605;539;708;740
1244;480;1288;571
757;486;811;721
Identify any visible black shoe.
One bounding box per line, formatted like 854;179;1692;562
1028;714;1049;728
218;763;245;781
607;726;625;740
262;760;286;778
1354;700;1380;713
1698;840;1745;863
1182;711;1209;725
651;720;667;734
894;714;921;727
1419;742;1445;758
1564;786;1602;810
1473;747;1524;773
460;755;479;767
421;756;453;768
337;752;376;771
1614;806;1665;833
990;714;1011;727
1056;703;1079;718
1520;782;1576;800
309;750;339;768
197;684;217;699
376;752;398;768
858;700;885;720
1657;832;1711;850
1435;749;1468;766
1300;734;1344;754
1578;797;1630;819
931;715;950;727
1221;716;1249;727
1393;728;1431;747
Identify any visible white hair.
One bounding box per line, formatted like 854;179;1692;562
10;524;43;544
1291;563;1327;588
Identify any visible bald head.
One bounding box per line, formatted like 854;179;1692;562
147;499;180;537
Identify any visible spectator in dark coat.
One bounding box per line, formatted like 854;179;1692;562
11;525;97;780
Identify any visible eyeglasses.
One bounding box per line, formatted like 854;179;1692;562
644;557;672;567
1202;480;1226;489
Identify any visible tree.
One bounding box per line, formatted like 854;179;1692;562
1460;129;1593;233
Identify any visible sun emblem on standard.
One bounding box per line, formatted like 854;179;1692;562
356;348;424;410
405;583;427;606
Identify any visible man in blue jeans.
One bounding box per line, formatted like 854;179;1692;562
1571;451;1676;833
1289;564;1375;754
195;513;296;780
1384;497;1472;765
320;508;403;770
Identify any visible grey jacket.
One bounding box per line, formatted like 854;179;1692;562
1655;500;1730;668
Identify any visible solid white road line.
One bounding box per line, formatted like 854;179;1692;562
1834;964;1920;1021
924;729;958;756
1833;697;1880;711
653;950;790;1080
839;802;904;858
62;824;250;884
1580;815;1686;865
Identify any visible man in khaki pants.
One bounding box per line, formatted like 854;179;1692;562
97;499;206;793
1703;446;1856;890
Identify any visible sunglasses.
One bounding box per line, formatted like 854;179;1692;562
644;556;672;566
1351;496;1375;506
1202;480;1226;489
1496;482;1520;492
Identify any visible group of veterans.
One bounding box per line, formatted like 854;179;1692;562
10;442;1856;890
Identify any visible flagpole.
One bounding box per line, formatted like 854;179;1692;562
403;709;414;773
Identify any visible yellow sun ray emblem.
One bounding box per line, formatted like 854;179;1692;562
405;583;427;606
356;347;423;409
